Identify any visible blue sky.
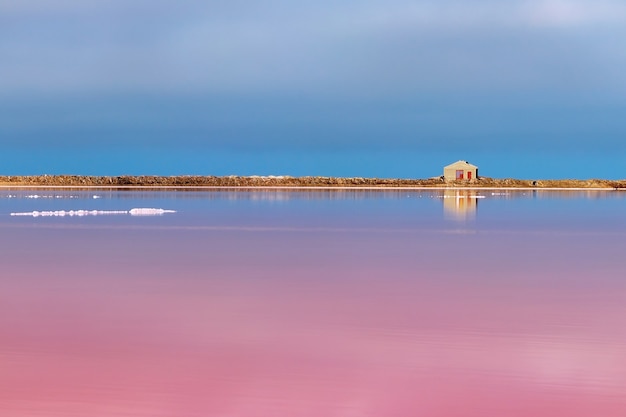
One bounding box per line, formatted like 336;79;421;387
1;0;625;178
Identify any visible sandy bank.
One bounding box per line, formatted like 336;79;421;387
0;175;624;189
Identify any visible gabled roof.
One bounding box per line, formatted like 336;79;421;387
444;160;478;169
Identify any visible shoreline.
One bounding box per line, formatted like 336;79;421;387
0;185;622;192
0;175;624;191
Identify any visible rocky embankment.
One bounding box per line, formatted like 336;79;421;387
0;175;624;189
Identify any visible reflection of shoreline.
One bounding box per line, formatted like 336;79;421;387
443;190;482;220
1;189;621;205
0;186;620;191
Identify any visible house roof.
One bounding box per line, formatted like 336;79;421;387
444;160;478;169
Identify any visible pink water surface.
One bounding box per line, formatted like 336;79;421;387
1;193;626;416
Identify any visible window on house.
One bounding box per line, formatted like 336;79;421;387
456;170;464;180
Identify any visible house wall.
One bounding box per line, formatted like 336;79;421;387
443;165;478;181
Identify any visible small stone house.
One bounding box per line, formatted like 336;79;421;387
443;160;478;181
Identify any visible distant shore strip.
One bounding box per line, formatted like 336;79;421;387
0;175;624;189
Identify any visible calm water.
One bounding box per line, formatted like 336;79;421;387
1;189;625;417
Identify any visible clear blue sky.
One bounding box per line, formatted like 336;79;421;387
1;0;625;179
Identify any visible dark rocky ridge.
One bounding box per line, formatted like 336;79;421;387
0;175;625;188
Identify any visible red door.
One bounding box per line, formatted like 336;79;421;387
467;172;472;180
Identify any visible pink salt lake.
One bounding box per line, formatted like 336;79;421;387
1;189;625;417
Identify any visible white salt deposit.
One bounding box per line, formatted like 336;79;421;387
129;208;177;216
10;210;128;217
10;208;176;218
26;195;78;199
3;194;80;199
249;175;286;180
439;195;486;199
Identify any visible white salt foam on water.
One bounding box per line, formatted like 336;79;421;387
129;208;177;216
10;210;127;217
10;208;176;217
3;194;84;199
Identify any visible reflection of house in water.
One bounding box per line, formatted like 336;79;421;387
443;190;481;220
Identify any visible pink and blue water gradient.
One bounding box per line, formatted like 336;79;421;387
1;189;625;416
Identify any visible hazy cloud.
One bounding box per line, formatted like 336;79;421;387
2;0;626;96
